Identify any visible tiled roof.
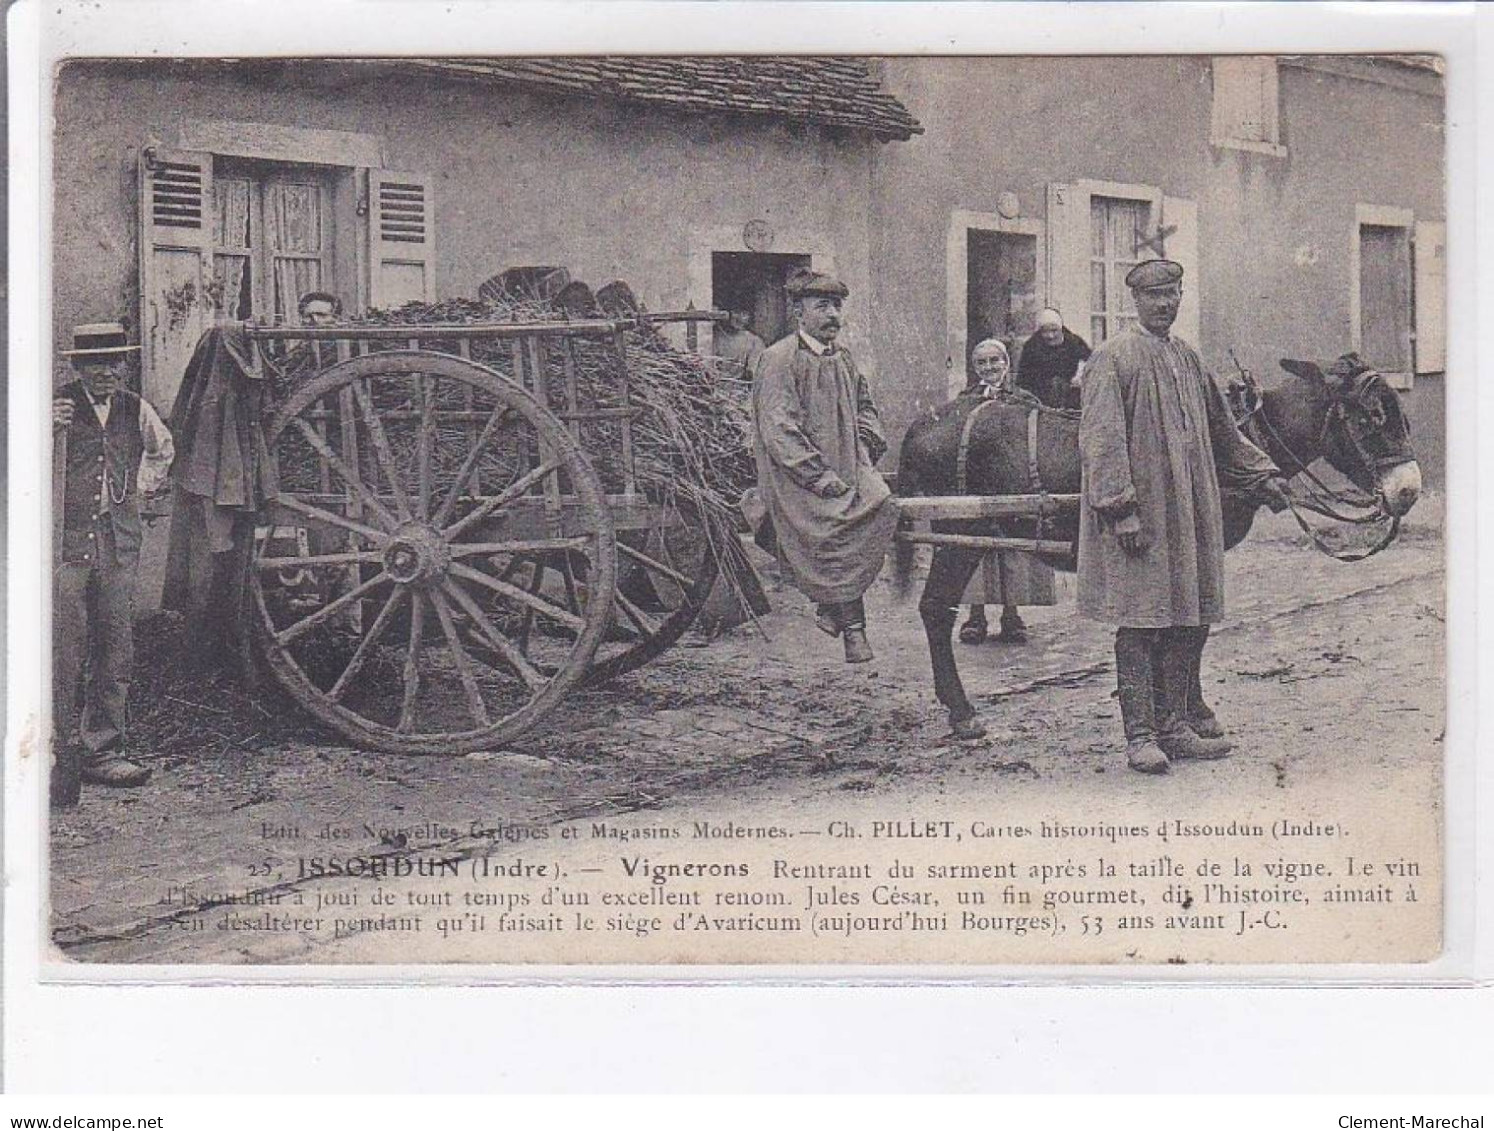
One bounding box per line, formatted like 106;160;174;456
404;57;922;141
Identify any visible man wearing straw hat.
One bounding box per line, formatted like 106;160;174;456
53;321;175;789
751;269;897;664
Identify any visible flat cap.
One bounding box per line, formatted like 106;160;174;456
785;269;849;300
1124;259;1184;291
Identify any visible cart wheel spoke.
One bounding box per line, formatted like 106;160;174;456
584;496;721;687
397;590;426;733
443;460;562;541
327;587;408;703
273;495;389;545
449;537;590;558
449;561;588;634
417;374;435;519
432;405;515;527
438;577;546;692
255;550;386;570
614;590;663;640
350;378;414;521
290;417;401;530
430;587;491;727
618;539;695;590
275;570;392;646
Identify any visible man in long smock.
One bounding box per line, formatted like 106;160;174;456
1078;260;1287;773
752;270;898;664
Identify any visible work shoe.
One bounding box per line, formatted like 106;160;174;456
995;616;1028;644
81;752;153;788
958;617;988;645
842;626;874;664
1126;739;1171;775
1158;726;1233;761
1189;710;1226;739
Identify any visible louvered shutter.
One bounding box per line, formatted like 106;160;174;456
138;147;213;413
367;170;436;310
1413;220;1445;375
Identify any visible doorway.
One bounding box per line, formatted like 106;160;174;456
711;251;813;348
966;229;1039;366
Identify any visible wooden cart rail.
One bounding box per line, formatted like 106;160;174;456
894;493;1079;556
241;310;724;342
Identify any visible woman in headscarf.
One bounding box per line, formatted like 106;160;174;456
958;338;1053;645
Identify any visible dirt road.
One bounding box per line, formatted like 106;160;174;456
48;502;1444;965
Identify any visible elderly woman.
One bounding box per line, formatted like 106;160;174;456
958;337;1051;645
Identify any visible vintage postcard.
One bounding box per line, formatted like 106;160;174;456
35;45;1454;971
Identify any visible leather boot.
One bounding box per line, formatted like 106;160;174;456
1186;626;1226;738
843;625;874;664
996;606;1028;644
1115;629;1168;774
1157;629;1231;760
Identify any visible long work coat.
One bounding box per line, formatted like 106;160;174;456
1078;327;1277;627
752;334;898;605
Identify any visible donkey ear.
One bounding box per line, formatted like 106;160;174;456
1280;358;1327;383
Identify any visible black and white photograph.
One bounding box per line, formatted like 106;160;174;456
35;45;1452;969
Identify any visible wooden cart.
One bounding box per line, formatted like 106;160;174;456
243;311;731;755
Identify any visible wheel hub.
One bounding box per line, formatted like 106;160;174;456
383;522;451;585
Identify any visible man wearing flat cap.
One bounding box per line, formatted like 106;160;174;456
53;321;175;792
751;269;897;664
1078;260;1288;774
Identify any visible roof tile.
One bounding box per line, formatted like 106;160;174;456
404;57;922;140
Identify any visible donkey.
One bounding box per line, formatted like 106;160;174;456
894;353;1422;738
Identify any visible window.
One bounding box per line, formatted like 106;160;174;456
1211;57;1285;156
1088;195;1150;344
138;143;435;414
212;160;336;324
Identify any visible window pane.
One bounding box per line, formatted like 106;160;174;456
266;181;323;254
213;253;252;320
1091;316;1106;345
213;178;251;251
273;258;324;324
1090;199;1107;258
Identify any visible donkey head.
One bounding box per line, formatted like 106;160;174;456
1278;353;1421;517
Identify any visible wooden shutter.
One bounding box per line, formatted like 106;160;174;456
138;147;213;414
1163;196;1201;347
1413;220;1446;374
367;170;436;310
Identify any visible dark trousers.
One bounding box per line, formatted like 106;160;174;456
54;528;138;755
815;596;867;632
1114;626;1208;744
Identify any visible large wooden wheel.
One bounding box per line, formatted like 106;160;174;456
584;493;722;686
252;351;616;754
